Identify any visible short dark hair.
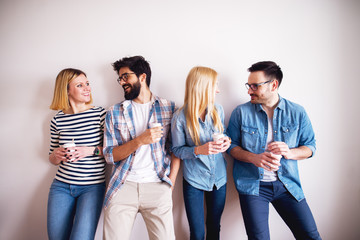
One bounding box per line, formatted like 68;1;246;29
248;61;283;87
112;56;151;87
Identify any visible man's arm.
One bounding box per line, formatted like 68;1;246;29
103;107;163;163
230;145;281;171
267;142;312;160
227;106;280;171
111;126;164;162
267;107;315;161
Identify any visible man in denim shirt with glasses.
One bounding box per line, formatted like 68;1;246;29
227;61;321;240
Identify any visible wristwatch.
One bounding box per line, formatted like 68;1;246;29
93;146;100;156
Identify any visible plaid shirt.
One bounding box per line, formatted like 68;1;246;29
103;94;176;208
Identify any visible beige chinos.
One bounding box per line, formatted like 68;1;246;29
103;181;175;240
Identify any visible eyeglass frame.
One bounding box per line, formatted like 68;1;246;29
245;79;274;91
117;72;136;84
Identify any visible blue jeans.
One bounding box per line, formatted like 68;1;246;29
239;180;321;240
47;179;105;240
183;179;226;240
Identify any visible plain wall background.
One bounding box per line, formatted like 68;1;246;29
1;0;359;239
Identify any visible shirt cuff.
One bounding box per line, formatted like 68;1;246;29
192;146;199;158
104;146;115;164
227;143;237;155
304;145;316;158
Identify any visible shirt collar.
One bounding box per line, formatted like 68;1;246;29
121;92;158;108
276;95;285;110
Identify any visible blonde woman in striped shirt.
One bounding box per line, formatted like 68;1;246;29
47;68;106;240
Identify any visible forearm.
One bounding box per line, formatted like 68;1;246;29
111;138;143;162
287;146;313;160
230;146;258;164
169;153;181;181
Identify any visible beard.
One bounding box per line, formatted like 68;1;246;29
124;79;141;100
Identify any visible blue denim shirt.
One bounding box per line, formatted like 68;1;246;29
171;103;227;191
227;96;316;201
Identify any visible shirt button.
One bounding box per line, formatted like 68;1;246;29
274;131;277;133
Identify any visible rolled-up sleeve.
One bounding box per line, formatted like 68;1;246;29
171;111;196;160
227;106;242;154
103;109;118;164
298;109;316;157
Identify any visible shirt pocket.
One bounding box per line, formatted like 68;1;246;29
114;122;130;143
280;125;299;148
241;126;259;151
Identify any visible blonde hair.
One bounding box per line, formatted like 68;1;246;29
182;66;223;145
50;68;92;110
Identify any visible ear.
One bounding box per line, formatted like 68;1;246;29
139;73;147;83
272;80;279;91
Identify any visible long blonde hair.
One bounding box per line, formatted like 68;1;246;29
182;66;223;145
50;68;92;110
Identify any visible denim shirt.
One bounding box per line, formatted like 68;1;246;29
227;96;316;201
171;103;227;191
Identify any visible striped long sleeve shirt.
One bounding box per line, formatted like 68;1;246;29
49;106;106;185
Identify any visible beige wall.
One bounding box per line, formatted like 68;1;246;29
1;0;359;239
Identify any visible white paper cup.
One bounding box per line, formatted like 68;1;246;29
149;122;162;128
212;133;225;142
149;123;162;142
268;152;282;161
63;141;76;162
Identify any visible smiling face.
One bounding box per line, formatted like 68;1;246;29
67;74;91;105
247;71;277;105
118;67;142;100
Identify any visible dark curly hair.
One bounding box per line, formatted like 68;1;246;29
112;55;151;87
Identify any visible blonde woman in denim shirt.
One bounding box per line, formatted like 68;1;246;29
171;66;231;240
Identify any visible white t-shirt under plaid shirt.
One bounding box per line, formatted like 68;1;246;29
103;94;175;208
126;100;161;183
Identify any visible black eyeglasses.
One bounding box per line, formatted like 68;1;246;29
245;79;273;91
117;72;136;84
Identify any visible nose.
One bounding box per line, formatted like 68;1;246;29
248;88;253;95
119;78;126;85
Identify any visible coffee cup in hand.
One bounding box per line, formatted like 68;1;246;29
212;133;225;143
149;122;162;142
149;122;162;128
268;151;282;162
63;141;76;162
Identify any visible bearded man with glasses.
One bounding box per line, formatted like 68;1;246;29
227;61;321;240
102;55;180;240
